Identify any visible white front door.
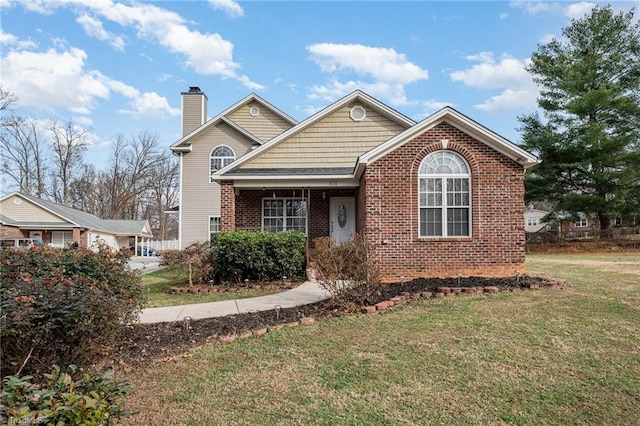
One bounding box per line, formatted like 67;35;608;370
330;197;356;244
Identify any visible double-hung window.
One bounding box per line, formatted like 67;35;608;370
210;145;235;182
419;151;471;237
263;198;307;234
209;216;221;241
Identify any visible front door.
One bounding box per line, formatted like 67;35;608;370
330;197;356;244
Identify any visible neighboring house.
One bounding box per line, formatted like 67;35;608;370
0;192;153;252
172;87;538;281
560;213;599;240
524;208;549;233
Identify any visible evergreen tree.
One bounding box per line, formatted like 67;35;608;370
520;5;640;230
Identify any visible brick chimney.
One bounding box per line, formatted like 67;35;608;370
181;86;208;137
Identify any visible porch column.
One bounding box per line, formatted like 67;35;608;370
73;227;82;247
220;181;236;232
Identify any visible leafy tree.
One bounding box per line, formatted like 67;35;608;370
520;5;640;230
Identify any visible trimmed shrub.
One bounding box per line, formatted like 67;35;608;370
1;364;132;425
311;233;381;311
212;231;306;283
0;245;146;376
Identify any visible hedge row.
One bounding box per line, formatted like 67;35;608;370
0;245;146;376
212;231;306;283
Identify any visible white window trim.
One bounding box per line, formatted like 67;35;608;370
350;105;366;121
210;145;236;182
52;230;74;248
575;218;588;227
527;218;539;227
418;151;472;238
261;197;308;235
209;216;221;241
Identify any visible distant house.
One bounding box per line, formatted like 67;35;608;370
524;208;549;233
171;88;538;281
560;213;599;240
0;192;153;252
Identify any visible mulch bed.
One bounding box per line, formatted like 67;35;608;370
105;275;561;371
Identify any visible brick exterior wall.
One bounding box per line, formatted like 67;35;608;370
220;181;236;232
364;122;526;281
0;225;25;239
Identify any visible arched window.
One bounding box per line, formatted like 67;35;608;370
210;145;235;182
418;151;471;237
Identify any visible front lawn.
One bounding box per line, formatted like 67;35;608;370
141;269;284;308
124;252;640;424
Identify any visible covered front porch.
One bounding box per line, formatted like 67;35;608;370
219;182;362;245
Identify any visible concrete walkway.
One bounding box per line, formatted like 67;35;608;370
138;281;331;324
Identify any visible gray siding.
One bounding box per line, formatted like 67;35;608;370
180;122;254;247
227;101;293;142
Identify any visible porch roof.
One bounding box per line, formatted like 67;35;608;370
224;167;354;176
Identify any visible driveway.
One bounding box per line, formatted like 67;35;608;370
128;256;163;275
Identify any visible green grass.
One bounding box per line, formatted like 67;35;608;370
127;253;640;424
141;269;278;308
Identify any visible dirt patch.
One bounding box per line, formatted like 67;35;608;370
102;275;558;372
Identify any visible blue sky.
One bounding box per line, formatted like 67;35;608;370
1;0;637;167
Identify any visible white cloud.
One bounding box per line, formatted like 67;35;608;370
208;0;244;18
308;43;428;84
76;14;125;51
18;0;54;14
451;52;531;90
1;47;109;114
13;0;262;90
74;115;93;127
475;89;536;112
539;33;556;44
510;1;598;19
565;2;596;19
120;91;180;118
0;29;37;49
306;43;428;106
88;1;261;88
510;1;551;15
509;1;572;16
1;46;179;118
450;52;538;112
500;12;509;20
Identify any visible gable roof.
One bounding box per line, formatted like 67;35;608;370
170;93;297;153
357;106;539;173
215;90;416;178
0;192;152;237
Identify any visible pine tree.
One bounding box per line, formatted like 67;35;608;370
520;5;640;230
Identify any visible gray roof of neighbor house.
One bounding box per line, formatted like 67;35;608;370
0;214;18;226
1;192;152;237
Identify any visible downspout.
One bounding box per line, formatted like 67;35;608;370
306;187;310;265
178;152;184;250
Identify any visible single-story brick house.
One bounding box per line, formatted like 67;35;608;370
171;88;538;281
0;192;153;251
